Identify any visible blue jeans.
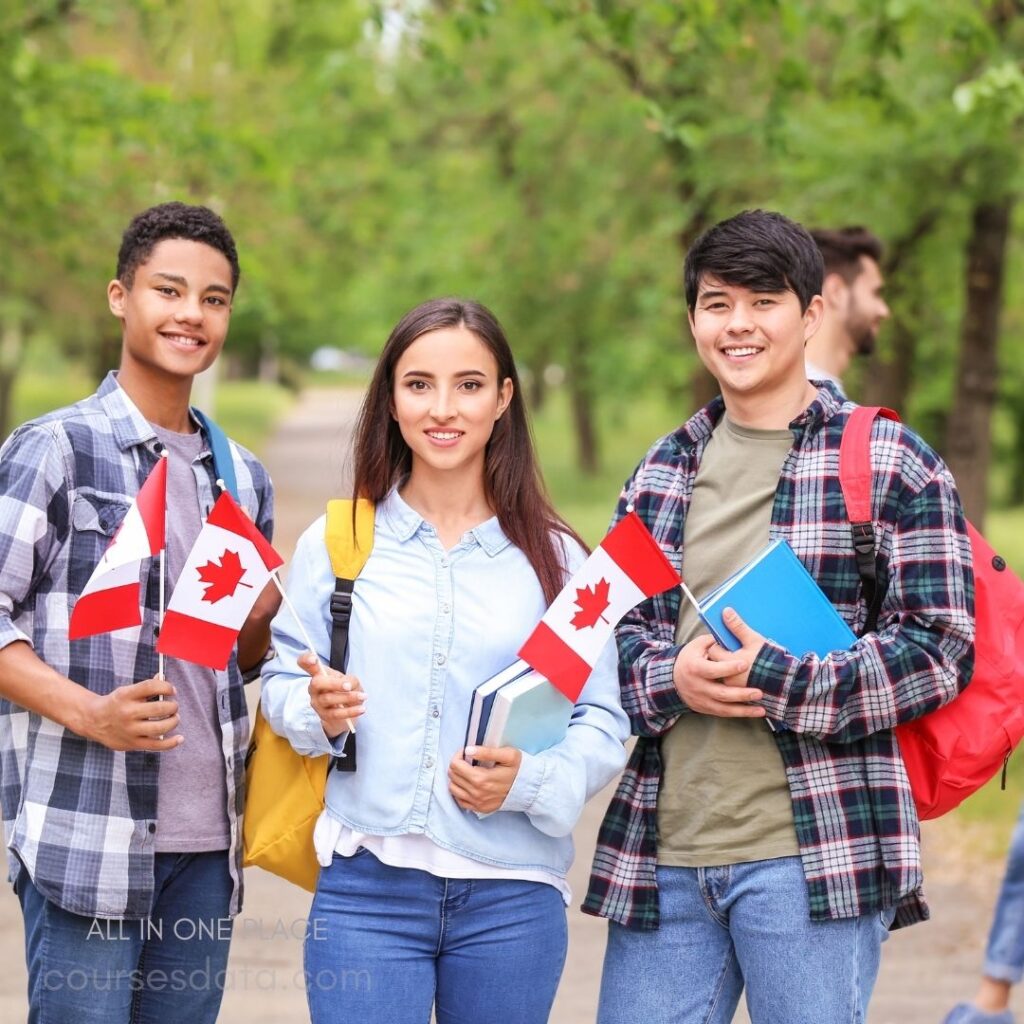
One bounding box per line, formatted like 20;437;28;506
984;801;1024;983
16;850;232;1024
304;848;568;1024
597;857;893;1024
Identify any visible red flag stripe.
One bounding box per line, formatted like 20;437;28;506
137;456;167;554
601;512;679;597
157;610;239;671
69;583;141;640
518;621;592;703
206;493;283;570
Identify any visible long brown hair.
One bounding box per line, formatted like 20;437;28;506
351;298;585;604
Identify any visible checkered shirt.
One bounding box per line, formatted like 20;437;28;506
583;385;975;930
0;372;273;918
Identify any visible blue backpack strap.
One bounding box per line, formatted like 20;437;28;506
192;408;239;501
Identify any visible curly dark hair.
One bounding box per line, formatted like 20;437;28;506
116;202;240;292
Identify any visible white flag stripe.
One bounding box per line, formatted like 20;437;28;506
83;558;141;596
96;502;154;572
164;522;272;630
540;546;645;665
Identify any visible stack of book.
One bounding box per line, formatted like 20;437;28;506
464;659;573;764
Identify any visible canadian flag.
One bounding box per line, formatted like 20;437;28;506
157;492;283;671
519;511;679;701
69;457;167;640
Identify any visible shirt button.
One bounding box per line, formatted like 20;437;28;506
435;653;446;666
425;757;434;768
440;558;449;568
148;823;156;834
431;706;440;718
441;603;451;614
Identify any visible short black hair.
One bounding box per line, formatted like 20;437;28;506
116;202;240;292
684;209;823;312
810;226;884;284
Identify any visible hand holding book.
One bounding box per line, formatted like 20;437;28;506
674;538;856;720
448;746;522;814
706;607;769;689
672;630;766;719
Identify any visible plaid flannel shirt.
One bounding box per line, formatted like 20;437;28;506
0;372;273;919
583;385;975;931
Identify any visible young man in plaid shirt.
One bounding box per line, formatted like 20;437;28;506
0;203;278;1023
585;209;975;1023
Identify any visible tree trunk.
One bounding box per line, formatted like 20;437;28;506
944;198;1014;526
858;315;916;413
689;363;719;411
90;333;122;385
527;356;547;412
566;335;599;475
1009;391;1024;505
0;315;24;441
679;207;718;413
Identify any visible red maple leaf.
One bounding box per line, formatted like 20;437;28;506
196;549;253;603
570;578;611;630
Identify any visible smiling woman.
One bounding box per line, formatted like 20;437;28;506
389;325;513;518
259;297;629;1024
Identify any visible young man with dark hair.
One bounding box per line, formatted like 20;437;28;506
586;209;974;1023
804;225;891;392
0;201;279;1023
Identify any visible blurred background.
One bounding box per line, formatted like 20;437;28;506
3;2;1024;1017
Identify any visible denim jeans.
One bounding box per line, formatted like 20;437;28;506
16;850;232;1024
983;800;1024;984
597;856;893;1024
304;848;568;1024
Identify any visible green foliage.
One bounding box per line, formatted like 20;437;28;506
4;0;1024;501
532;386;682;545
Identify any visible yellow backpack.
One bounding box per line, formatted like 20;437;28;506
242;498;375;891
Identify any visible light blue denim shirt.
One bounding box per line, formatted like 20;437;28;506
260;489;629;881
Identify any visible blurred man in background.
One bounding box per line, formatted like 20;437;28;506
806;226;890;394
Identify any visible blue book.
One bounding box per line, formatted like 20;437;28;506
698;538;856;657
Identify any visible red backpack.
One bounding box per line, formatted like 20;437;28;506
839;406;1024;819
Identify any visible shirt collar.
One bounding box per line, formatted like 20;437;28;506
379;487;511;557
675;380;848;453
98;371;206;452
789;380;847;434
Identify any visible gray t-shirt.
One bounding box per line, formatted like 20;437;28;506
152;424;230;852
657;415;800;866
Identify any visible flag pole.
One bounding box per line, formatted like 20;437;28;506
679;578;702;620
157;450;169;682
269;570;356;735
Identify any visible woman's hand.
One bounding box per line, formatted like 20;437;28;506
297;651;366;740
447;746;522;814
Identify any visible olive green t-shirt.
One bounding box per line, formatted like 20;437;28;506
657;415;801;866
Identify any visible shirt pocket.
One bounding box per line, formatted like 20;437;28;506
68;492;130;592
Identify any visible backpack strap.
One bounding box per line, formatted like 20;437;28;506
324;498;375;773
192;408;240;501
838;406;901;635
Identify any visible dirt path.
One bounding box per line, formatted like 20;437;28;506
0;386;1018;1022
